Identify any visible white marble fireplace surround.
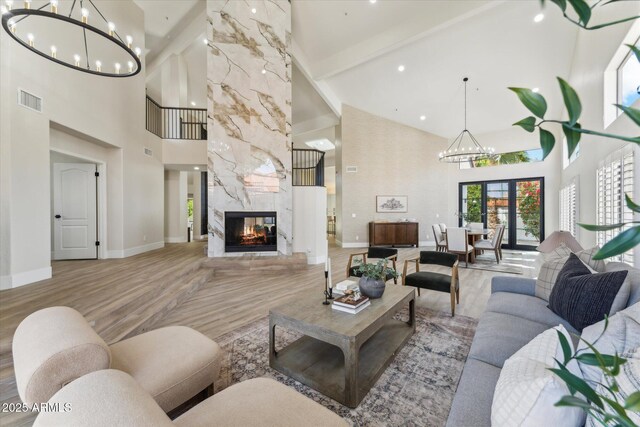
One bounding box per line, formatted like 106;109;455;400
206;0;292;257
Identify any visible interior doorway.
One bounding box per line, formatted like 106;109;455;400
459;177;545;250
51;153;100;260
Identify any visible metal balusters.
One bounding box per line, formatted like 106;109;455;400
292;149;325;186
144;95;207;140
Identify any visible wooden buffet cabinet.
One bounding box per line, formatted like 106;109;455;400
368;222;419;247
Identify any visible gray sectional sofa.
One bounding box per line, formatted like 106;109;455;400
446;274;640;427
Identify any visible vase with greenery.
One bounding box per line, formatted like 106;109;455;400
355;258;398;299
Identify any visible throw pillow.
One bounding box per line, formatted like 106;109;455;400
548;254;628;331
491;325;586;427
585;346;640;427
577;304;640;385
536;245;606;301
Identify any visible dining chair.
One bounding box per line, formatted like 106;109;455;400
432;225;446;252
468;222;484;231
474;224;505;263
403;251;459;316
438;223;447;233
445;227;475;267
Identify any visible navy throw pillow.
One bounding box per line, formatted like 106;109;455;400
548;253;628;331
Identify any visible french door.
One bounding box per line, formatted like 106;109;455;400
459;178;544;250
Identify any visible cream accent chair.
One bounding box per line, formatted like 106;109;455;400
475;224;505;263
438;223;447;233
432;224;446;252
34;370;348;427
468;222;484;231
445;227;475;267
13;307;222;413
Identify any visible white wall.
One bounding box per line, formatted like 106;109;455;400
293;187;328;264
338;105;449;247
0;1;164;288
560;6;640;265
164;170;188;243
445;126;562;238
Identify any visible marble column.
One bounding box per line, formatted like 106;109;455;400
206;0;292;257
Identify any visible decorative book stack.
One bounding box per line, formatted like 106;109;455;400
332;293;370;314
333;279;358;296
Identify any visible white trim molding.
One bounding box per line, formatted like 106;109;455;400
165;237;188;244
1;266;53;289
107;241;165;258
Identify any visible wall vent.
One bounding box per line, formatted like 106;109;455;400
144;147;153;156
17;89;42;112
346;166;358;173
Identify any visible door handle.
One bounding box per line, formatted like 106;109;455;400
55;214;61;219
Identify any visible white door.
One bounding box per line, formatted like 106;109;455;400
53;163;98;260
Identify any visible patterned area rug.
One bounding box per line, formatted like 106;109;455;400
463;252;524;275
214;307;478;427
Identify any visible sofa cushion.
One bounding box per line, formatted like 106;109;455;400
578;304;640;384
486;292;579;334
549;254;627;331
445;359;501;427
405;271;454;293
110;326;222;412
174;378;348;427
468;312;553;368
12;306;111;405
491;325;586;427
606;262;640;307
33;370;173;427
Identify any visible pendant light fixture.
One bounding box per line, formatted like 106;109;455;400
1;0;142;77
439;77;495;163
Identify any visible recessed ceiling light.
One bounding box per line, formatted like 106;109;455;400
534;13;544;23
420;115;426;121
191;101;196;106
532;87;539;93
261;68;266;74
194;166;200;170
251;8;257;13
398;64;405;72
202;38;208;45
369;0;377;3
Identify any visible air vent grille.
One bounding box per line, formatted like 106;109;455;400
17;89;42;112
144;147;153;156
346;166;358;173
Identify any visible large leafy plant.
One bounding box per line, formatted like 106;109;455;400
510;0;640;260
355;258;398;281
553;323;640;427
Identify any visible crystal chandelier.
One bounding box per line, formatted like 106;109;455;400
1;0;142;77
439;77;495;163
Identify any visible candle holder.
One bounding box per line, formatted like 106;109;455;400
323;270;333;305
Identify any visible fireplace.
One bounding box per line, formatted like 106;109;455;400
225;211;277;253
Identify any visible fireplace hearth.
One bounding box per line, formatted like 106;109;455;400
225;211;277;253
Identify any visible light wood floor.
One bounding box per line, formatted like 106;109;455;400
0;240;539;426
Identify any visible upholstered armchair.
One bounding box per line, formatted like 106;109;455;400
403;251;460;316
346;247;398;284
445;227;475;267
475;224;505;263
432;224;446;252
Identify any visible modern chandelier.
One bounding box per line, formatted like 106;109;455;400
1;0;142;77
439;77;495;163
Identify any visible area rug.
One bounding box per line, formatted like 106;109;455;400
214;307;478;427
463;252;523;275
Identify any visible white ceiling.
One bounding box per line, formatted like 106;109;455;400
292;0;579;138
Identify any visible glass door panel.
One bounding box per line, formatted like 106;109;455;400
515;179;543;248
460;183;483;225
486;182;510;243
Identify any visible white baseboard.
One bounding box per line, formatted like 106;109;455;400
107;241;165;258
1;267;52;289
165;237;188;243
335;239;343;247
341;242;369;248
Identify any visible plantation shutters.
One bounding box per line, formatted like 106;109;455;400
559;178;578;238
596;144;634;264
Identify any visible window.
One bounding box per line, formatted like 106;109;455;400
618;43;640;109
596;145;635;264
563;137;580;169
459;148;543;169
559;178;578;238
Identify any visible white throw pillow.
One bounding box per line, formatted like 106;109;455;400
577;304;640;385
585;346;640;427
491;325;586;427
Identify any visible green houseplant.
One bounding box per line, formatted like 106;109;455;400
355;258;398;299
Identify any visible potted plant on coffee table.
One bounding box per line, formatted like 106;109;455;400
355;259;398;299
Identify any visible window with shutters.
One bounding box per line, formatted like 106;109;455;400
596;145;635;264
559;178;578;238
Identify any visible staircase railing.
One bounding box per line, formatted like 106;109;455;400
145;95;207;140
292;149;325;186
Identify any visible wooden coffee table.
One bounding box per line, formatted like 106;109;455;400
269;285;415;408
